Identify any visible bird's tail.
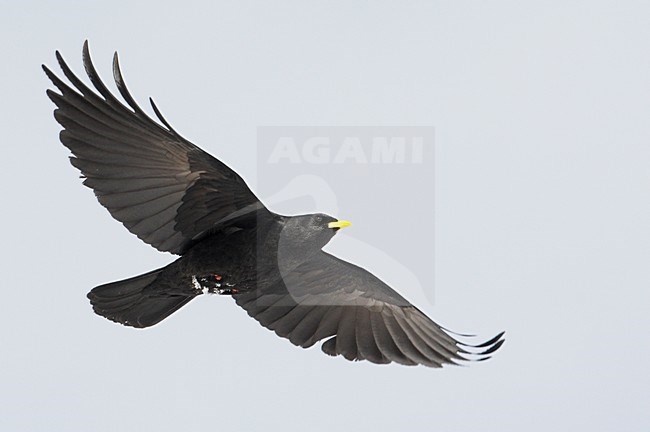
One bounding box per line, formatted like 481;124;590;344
87;268;193;328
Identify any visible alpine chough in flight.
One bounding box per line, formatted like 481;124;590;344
43;42;504;367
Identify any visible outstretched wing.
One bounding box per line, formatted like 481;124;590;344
234;251;504;367
43;41;267;254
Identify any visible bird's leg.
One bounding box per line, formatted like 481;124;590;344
193;274;239;295
211;274;240;295
217;286;240;295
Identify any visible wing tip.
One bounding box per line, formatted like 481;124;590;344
453;330;506;362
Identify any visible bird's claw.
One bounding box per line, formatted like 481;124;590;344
192;274;238;295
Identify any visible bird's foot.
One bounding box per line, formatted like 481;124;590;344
216;287;240;295
192;274;239;295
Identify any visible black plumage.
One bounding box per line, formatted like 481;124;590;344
43;42;504;367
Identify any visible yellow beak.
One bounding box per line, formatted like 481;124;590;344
328;220;352;229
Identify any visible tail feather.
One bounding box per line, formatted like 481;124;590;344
87;268;193;328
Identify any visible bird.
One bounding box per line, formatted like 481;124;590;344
43;41;504;367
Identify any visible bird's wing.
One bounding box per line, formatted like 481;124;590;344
43;42;268;254
234;251;504;367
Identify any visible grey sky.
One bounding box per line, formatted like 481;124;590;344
2;1;649;431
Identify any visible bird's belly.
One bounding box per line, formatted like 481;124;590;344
160;234;277;296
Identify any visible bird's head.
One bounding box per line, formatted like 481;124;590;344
278;213;351;259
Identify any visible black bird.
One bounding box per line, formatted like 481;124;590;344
43;42;504;367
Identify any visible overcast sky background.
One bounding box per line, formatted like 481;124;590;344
2;1;650;431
